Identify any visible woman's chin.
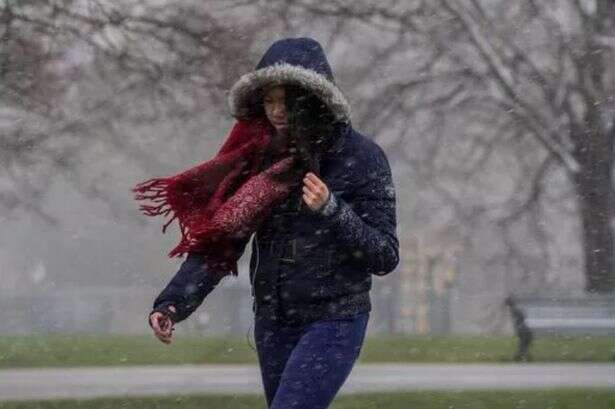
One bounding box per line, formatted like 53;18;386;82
273;124;288;133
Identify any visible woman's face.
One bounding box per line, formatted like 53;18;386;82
263;85;288;136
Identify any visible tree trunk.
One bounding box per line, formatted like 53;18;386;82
573;123;615;293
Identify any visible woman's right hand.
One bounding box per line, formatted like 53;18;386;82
149;306;176;344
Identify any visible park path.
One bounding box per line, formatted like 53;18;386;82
2;363;615;401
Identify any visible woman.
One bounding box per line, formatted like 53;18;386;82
146;37;399;409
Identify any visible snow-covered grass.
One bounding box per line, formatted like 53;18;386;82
1;334;614;368
2;390;615;409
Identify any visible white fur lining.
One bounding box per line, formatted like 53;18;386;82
228;62;351;122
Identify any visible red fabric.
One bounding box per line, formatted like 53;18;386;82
132;118;297;278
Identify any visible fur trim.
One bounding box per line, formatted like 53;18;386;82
228;62;351;122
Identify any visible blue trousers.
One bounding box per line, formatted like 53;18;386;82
254;312;369;409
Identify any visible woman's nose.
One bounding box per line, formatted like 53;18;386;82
273;102;286;116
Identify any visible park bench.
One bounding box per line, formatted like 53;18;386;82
505;291;615;361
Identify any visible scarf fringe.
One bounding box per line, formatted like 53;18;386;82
132;119;277;280
133;166;246;280
132;177;177;232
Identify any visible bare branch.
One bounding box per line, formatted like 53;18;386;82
440;0;580;173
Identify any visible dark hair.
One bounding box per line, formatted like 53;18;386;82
243;87;266;119
284;84;338;177
247;84;337;139
248;84;339;181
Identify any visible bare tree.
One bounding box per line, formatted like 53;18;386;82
276;0;615;293
0;0;261;222
439;0;615;292
5;0;613;335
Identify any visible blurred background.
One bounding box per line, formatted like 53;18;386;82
1;0;615;342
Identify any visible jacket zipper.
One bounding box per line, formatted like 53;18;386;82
251;232;260;314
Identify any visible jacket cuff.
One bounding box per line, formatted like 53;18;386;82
149;302;179;327
318;191;339;217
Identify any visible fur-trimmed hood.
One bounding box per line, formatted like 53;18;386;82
228;37;351;124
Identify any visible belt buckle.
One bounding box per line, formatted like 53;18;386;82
279;238;296;264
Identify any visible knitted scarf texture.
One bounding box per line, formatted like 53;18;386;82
132;118;300;279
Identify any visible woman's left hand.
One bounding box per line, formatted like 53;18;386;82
302;172;330;212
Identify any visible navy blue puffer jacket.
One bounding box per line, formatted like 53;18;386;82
151;37;399;326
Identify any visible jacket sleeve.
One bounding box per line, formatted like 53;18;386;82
317;146;399;276
150;237;251;324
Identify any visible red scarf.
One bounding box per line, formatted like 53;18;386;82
132;118;297;279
